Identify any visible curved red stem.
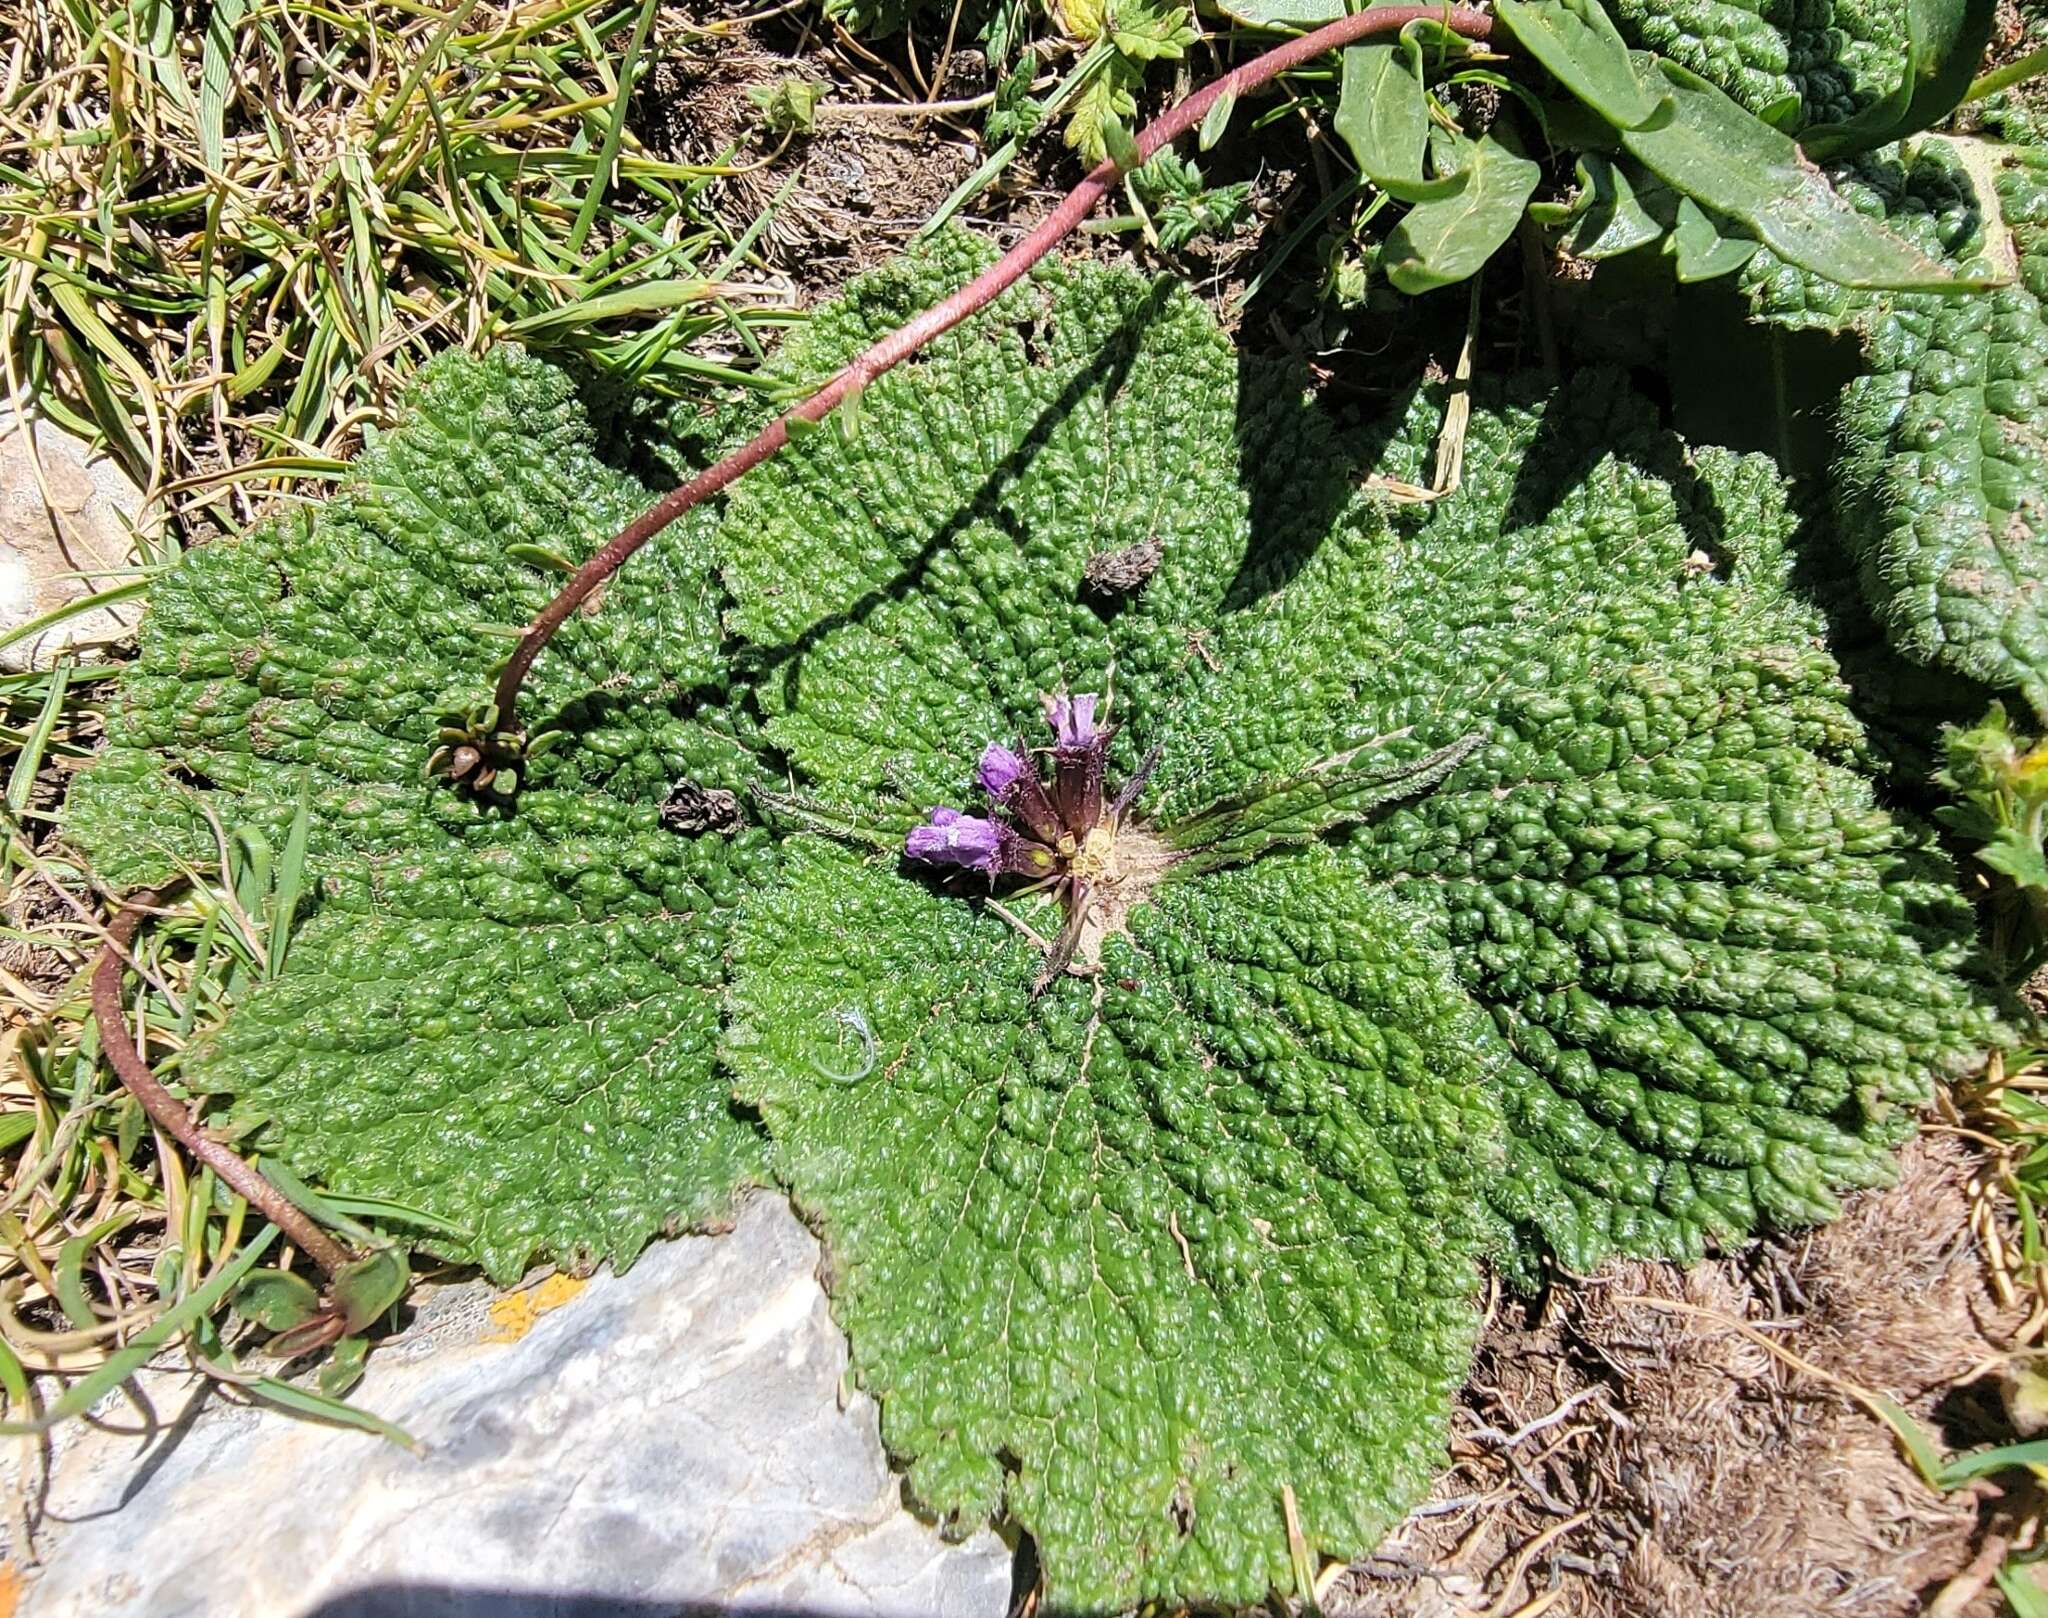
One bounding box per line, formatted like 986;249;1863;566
489;4;1497;733
92;896;355;1279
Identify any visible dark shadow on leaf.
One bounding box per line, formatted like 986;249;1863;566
726;282;1178;739
1218;353;1419;611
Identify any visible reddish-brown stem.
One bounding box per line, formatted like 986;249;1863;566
92;896;356;1279
489;4;1496;735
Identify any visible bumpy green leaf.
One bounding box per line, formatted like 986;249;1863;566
74;237;2006;1607
730;840;1499;1613
713;241;1996;1606
1607;0;1908;130
1802;0;1998;157
68;348;773;1280
1829;141;2048;712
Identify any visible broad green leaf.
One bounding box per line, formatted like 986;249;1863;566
233;1268;321;1332
1554;152;1667;258
1210;0;1344;23
1198;87;1236;150
710;240;1999;1601
1666;194;1762;281
1384;127;1541;293
1619;57;1985;291
331;1245;410;1334
1334;40;1467;203
68;347;774;1282
730;838;1499;1614
1827;141;2048;712
1493;0;1663;129
72;234;2008;1608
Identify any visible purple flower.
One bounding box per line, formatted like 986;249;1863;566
977;743;1027;797
905;807;1005;873
1043;692;1099;750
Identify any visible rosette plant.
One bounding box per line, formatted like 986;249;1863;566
70;229;2003;1610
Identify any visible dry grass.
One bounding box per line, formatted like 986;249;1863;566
0;0;806;1466
1328;1137;2047;1618
0;0;797;540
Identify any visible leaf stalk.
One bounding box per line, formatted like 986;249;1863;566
482;3;1498;748
91;894;356;1279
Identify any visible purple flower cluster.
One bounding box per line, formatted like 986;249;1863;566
904;692;1111;879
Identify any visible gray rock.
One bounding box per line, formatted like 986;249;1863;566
18;1196;1013;1618
0;415;149;671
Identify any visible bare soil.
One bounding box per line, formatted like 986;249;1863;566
643;23;982;289
1328;1137;2043;1618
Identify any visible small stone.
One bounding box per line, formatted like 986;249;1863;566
1082;536;1164;596
12;1197;1012;1618
0;416;152;672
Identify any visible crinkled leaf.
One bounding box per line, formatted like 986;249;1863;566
729;840;1499;1614
1802;0;1998;158
67;348;773;1281
1830;141;2048;712
1606;0;1908;131
1494;0;1665;129
713;242;1997;1605
1620;56;1985;291
1384;126;1541;292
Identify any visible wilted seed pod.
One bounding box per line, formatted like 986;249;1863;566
449;744;482;781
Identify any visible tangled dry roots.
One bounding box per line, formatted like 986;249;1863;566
1331;1137;2038;1618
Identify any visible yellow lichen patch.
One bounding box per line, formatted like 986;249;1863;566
484;1272;588;1343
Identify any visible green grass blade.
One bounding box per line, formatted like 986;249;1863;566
0;1224;279;1435
0;580;149;659
1935;1436;2048;1488
243;1374;419;1451
5;663;69;819
198;0;245;174
565;0;659;256
267;770;314;980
